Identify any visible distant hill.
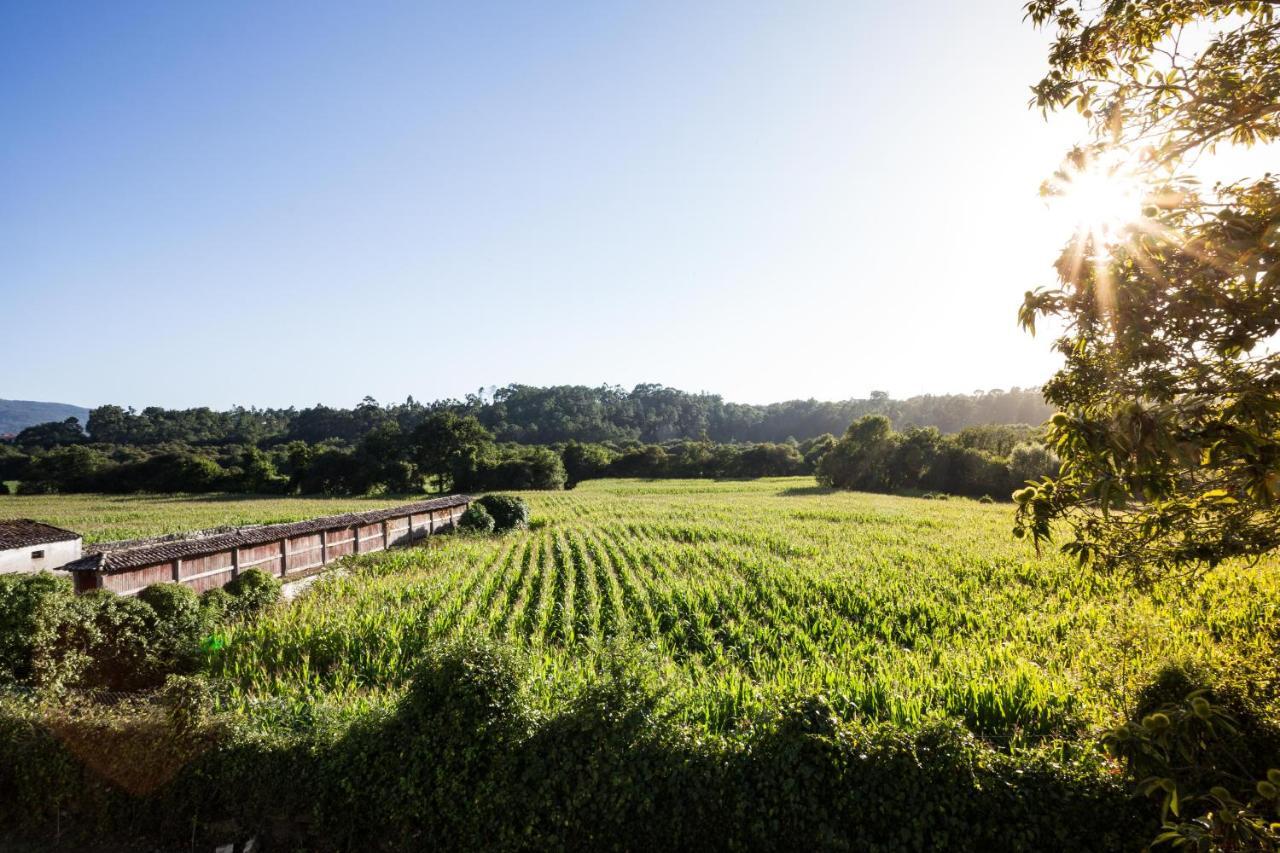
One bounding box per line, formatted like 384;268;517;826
0;399;91;435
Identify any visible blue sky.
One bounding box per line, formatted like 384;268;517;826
2;2;1085;409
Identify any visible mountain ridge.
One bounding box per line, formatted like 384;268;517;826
0;399;91;435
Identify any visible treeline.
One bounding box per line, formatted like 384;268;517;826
0;409;1051;501
4;384;1051;449
817;417;1058;500
0;420;829;496
0;385;1054;499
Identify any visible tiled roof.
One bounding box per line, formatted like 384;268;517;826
0;519;81;550
62;495;470;575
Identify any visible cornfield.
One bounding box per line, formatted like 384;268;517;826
209;478;1280;743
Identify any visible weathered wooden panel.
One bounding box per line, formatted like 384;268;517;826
386;516;412;546
73;573;100;594
410;513;431;538
324;529;356;560
102;561;173;593
357;523;385;553
186;568;234;594
179;550;233;579
84;498;470;596
238;542;283;576
286;533;323;573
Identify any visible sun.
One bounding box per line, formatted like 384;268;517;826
1044;151;1146;247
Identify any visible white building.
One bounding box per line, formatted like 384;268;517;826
0;519;83;574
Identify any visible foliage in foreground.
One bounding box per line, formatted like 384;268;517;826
1017;1;1280;579
0;639;1150;851
2;480;1277;849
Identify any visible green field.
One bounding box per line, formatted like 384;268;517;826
206;478;1280;740
0;491;438;543
7;479;1280;848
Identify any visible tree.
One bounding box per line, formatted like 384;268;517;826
410;412;493;493
14;417;85;449
1016;1;1280;579
816;415;897;491
561;441;618;488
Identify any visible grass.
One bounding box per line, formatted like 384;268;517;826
195;477;1280;746
0;491;443;543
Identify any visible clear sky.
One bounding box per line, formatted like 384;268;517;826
2;1;1090;410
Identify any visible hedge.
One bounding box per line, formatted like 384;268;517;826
0;639;1153;852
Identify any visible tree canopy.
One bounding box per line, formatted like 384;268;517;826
1016;1;1280;579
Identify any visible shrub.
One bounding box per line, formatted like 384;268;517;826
79;591;155;690
136;583;204;673
0;644;1152;850
477;495;530;532
199;587;233;623
223;569;281;620
0;573;91;689
458;504;496;534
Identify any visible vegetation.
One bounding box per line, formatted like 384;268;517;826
1015;3;1280;843
1017;1;1280;579
0;569;280;692
14;385;1047;449
458;503;496;534
1;479;1275;848
475;494;530;532
817;416;1056;499
2;401;1049;501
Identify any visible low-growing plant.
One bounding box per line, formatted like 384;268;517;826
136;583;204;675
477;494;529;532
222;569;281;620
199;587;233;623
458;503;496;534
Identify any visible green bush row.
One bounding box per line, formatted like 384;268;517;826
0;569;280;692
0;639;1152;851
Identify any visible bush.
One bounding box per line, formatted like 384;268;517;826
136;583;204;673
0;573;91;688
0;642;1153;850
1;576;169;691
477;495;530;532
223;569;281;620
458;504;496;534
199;587;233;623
79;591;156;690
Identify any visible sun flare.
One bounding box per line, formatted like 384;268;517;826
1045;153;1147;247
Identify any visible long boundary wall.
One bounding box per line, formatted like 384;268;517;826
67;497;469;596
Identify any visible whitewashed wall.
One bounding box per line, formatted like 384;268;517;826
0;538;83;574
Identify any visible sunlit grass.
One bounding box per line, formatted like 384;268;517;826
198;478;1280;745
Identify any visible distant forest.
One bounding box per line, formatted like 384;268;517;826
26;384;1050;447
0;385;1053;498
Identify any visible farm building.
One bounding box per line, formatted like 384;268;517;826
0;519;83;574
61;495;470;595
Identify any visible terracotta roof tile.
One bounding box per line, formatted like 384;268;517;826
62;495;470;575
0;519;80;550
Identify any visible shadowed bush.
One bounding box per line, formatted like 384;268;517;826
0;639;1153;851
